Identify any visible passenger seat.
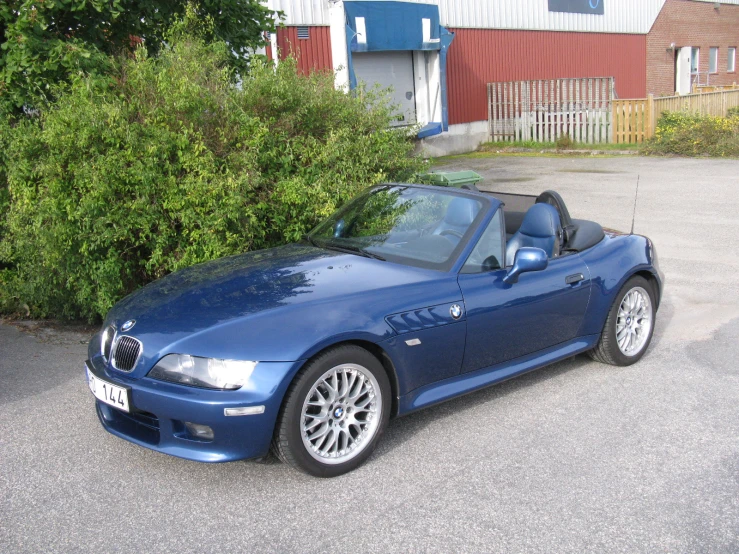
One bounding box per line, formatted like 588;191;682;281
505;203;562;265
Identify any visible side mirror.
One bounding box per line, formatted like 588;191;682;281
503;247;548;284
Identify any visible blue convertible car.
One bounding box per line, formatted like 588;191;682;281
86;184;663;477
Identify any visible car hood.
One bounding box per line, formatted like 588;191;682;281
109;244;427;332
99;244;461;369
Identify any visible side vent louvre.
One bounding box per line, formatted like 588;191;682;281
297;26;310;39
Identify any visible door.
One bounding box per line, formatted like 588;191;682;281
676;47;692;95
352;51;416;126
458;255;592;373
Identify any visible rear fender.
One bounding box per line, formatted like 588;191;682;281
578;234;661;336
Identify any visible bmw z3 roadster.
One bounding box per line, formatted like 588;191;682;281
86;184;663;477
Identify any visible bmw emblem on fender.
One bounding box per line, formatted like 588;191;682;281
120;320;136;332
450;304;463;320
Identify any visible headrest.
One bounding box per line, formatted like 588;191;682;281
519;203;561;238
443;198;480;227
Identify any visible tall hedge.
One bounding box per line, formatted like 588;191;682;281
0;35;426;321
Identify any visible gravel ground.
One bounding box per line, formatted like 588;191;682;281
2;155;738;553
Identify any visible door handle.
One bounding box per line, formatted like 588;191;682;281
565;273;585;285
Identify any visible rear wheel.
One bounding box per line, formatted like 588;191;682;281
589;276;655;366
272;345;391;477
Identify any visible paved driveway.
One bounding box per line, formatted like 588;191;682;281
2;155;738;553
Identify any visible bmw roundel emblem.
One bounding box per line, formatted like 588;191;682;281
121;319;136;332
450;304;463;320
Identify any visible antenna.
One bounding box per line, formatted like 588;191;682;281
630;175;640;235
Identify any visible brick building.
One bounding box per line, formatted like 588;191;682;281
648;0;739;95
266;0;739;154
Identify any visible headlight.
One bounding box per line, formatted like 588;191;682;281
100;325;115;360
148;354;257;390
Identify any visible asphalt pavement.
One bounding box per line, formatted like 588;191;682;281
2;155;738;553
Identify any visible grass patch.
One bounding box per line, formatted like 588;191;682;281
478;140;642;152
431;151;628;164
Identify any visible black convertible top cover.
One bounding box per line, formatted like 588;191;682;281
564;219;605;253
485;189;605;253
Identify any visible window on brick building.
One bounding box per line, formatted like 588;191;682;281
709;48;718;74
729;48;736;73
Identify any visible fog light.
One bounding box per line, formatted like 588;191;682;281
184;422;214;441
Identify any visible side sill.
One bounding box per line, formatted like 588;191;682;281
398;334;600;414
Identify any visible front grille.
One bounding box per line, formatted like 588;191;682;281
112;336;142;371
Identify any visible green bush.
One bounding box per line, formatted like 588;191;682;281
0;34;425;321
555;133;573;150
0;116;9;238
644;110;739;157
728;106;739;118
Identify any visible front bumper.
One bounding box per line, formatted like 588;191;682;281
85;358;304;463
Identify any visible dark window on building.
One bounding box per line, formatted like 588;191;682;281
297;26;310;40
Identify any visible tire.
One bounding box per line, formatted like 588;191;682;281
589;275;656;366
272;345;391;477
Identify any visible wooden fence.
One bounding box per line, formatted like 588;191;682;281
487;77;614;144
612;98;652;144
612;89;739;143
488;80;739;144
692;83;739;93
652;89;739;122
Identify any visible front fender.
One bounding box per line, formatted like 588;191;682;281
168;300;397;363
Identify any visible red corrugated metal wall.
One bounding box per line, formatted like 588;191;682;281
446;29;647;125
276;26;333;74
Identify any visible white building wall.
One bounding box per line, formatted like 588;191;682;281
271;0;739;32
272;0;329;25
438;0;666;33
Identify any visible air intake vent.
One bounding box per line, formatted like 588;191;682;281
297;26;310;39
113;336;142;372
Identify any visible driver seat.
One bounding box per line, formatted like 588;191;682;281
433;197;480;241
506;203;562;265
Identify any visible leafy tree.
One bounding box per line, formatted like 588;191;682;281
0;0;279;113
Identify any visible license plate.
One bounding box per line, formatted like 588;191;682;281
86;366;130;413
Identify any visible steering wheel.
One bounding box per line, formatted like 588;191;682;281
439;229;464;240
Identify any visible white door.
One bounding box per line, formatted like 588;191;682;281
353;51;416;126
676;47;692;95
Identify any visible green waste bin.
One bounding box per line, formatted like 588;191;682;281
416;170;482;190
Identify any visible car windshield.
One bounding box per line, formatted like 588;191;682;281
308;186;485;270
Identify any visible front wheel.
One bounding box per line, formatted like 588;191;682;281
589;275;656;366
272;345;391;477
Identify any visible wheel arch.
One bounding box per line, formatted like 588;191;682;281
632;269;662;310
284;339;402;419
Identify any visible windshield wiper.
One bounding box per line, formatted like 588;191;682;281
302;234;320;248
328;243;386;261
305;237;386;261
353;247;386;261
